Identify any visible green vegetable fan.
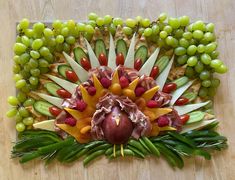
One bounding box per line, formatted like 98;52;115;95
8;12;228;167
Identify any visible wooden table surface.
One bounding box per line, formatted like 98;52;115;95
0;0;235;179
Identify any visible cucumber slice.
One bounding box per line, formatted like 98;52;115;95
134;45;148;63
116;39;127;58
44;82;61;97
186;111;206;124
95;39;107;57
155;56;169;73
173;76;189;88
34;101;53;117
57;65;72;78
182;92;197;102
73;47;87;64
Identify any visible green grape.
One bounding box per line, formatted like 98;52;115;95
187;45;197;55
197;44;205;53
16;79;26;89
194;61;204;73
104;15;112;24
96;17;105;26
16;122;26;132
47;37;56;47
200;53;212;65
52;20;62;30
16;35;22;43
20;70;30;79
55;43;63;52
21;84;31;93
65;36;76;44
38;59;49;67
88;12;98;21
202;80;212;87
29;76;39;85
204;32;214;42
187;56;198;66
193;30;204;39
24;29;34;38
177;55;188;65
13;74;23;82
67;20;76;30
30;50;40;59
18;107;29;118
13;55;20;64
179;16;190;26
23;117;34;126
215;64;228;74
21;36;30;47
63;42;70;53
61;27;69;37
19;53;30;65
152;25;160;35
23;98;35;107
123;27;133;35
163;25;172;34
158;12;167;22
210;59;222;69
8;96;19;106
17;91;27;103
87;20;96;28
32;39;43;50
199;87;208;98
77;23;86;32
211;78;220;88
158;22;165;30
185;66;195;78
174;47;186;56
135;15;142;23
200;70;210;80
210;50;219;59
108;23;116;35
39;47;50;57
113;18;123;26
174;29;184;39
44;53;54;63
157;37;166;47
166;36;178;47
24;63;32;72
143;28;153;37
208;87;216;97
29;69;40;77
85;24;95;34
192;20;205;31
137;27;144;35
189;38;197;45
43;28;54;37
183;32;192;40
179;38;189;48
168;17;180;29
13;65;21;74
13;43;27;55
6;108;18;118
15;112;22;122
125;18;137;28
33;22;45;33
205;42;217;54
141;18;151;27
160;31;168;39
193;30;203;39
19;18;29;30
206;23;215;32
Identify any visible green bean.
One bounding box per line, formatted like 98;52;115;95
139;138;151;152
86;143;112;155
127;145;145;158
193;136;227;142
84;140;105;149
128;139;148;155
170;144;194;156
105;147;113;156
194;149;211;160
20;151;40;163
83;149;105;166
57;142;81;162
201;121;219;130
167;132;196;148
184;130;219;138
142;137;160;157
38;137;74;155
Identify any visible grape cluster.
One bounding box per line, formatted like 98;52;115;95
7;13;228;132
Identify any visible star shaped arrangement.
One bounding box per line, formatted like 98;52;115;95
7;13;228;168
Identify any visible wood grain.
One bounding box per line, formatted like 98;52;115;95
0;0;234;179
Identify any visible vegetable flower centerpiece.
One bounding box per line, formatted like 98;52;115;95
8;13;228;167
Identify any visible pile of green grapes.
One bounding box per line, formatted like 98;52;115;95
7;13;228;132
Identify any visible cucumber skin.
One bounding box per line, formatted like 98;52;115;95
182;92;197;102
95;39;107;57
155;56;169;73
73;47;87;64
186;111;206;124
57;65;72;78
134;45;148;63
34;101;53;117
173;76;189;88
116;39;127;58
44;82;61;97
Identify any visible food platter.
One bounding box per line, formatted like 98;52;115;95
7;13;228;168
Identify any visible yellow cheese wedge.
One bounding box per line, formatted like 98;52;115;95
64;107;95;120
144;107;172;121
128;78;139;91
33;119;55;131
111;70;119;84
141;86;159;101
80;85;95;108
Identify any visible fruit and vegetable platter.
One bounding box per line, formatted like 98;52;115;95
7;12;228;168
